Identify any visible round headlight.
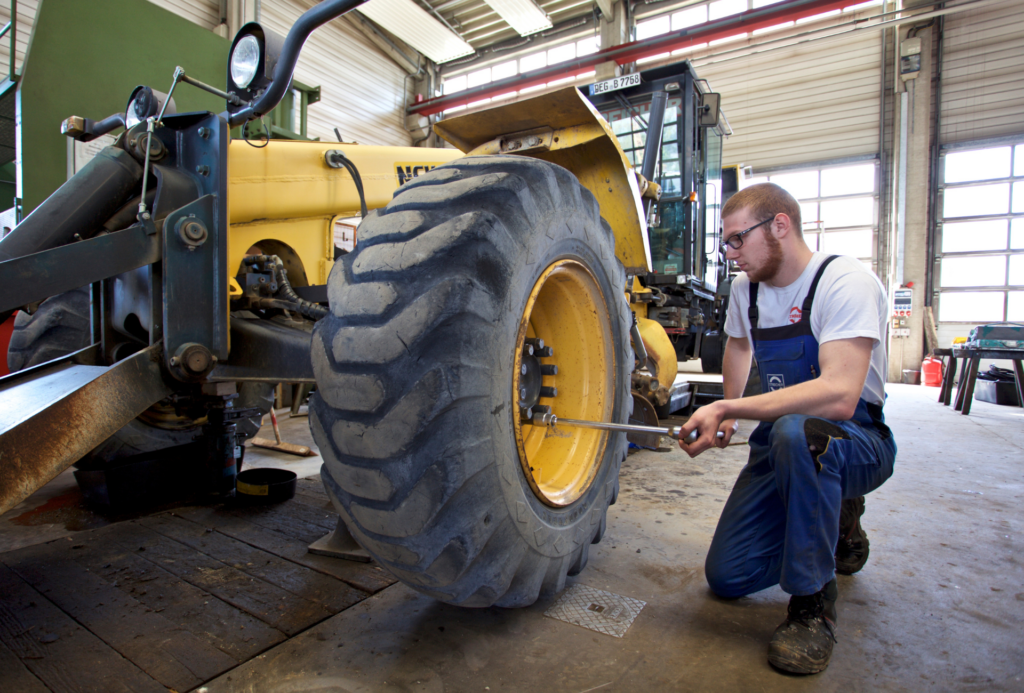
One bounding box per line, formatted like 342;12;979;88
230;34;261;89
125;97;142;129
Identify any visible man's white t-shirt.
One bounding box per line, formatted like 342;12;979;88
724;253;888;407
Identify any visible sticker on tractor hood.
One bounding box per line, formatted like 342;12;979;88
395;163;445;186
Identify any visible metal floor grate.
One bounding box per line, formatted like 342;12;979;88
544;584;646;638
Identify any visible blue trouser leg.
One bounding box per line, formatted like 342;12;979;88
705;410;896;598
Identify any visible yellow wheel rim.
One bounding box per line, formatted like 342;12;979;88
512;259;614;507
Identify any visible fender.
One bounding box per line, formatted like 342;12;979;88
433;86;652;275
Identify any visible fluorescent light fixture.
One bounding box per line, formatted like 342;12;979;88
483;0;552;37
358;0;475;64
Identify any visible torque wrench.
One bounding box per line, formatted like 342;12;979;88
534;413;724;445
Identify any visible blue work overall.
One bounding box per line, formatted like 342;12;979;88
704;256;897;598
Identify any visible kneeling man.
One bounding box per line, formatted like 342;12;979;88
679;183;896;675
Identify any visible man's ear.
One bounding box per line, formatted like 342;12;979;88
773;213;794;239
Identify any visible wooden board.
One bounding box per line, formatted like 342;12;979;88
5;542;237;691
71;540;286;661
175;505;395;594
0;485;398;692
0;563;166;693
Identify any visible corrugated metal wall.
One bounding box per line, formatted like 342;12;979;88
259;1;413;145
940;0;1024;145
0;0;412;146
0;0;39;79
695;26;882;171
157;0;222;30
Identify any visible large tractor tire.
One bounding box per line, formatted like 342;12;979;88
7;288;273;465
310;156;631;608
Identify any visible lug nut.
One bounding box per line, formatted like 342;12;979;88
541;364;558;376
536;346;553;358
521;364;527;375
540;386;557;398
519;387;527;400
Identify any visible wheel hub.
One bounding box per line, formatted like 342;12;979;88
511;259;614;507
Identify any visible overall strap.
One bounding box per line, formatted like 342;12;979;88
748;280;759;329
746;255;839;331
800;255;840;319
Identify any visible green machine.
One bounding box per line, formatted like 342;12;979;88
587;61;738;374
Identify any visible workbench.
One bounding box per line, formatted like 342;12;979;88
936;346;1024;415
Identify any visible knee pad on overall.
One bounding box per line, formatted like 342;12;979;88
803;419;849;471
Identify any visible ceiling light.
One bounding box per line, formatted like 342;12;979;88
483;0;552;36
358;0;475;64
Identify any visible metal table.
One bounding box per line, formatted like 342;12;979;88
937;346;1024;415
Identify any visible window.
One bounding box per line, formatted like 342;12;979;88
709;0;745;21
742;162;879;271
936;142;1024;324
637;16;670;41
441;34;601;115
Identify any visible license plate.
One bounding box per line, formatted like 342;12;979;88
589;73;641;96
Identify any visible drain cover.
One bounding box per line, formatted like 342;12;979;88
544;584;646;638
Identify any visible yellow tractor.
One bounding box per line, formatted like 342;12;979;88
0;0;681;608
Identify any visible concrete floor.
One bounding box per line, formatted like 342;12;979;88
4;385;1023;691
198;384;1022;693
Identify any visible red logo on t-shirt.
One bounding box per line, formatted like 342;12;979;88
789;307;802;324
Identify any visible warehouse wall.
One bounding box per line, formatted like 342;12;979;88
7;0;414;211
257;1;413;146
17;0;230;213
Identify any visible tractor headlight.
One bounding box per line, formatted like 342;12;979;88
230;34;260;89
226;23;285;114
125;85;176;130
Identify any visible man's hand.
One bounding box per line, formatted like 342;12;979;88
677;402;740;458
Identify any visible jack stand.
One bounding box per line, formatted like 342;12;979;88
198;387;262;498
308;517;371;562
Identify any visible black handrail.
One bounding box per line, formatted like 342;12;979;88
228;0;367;126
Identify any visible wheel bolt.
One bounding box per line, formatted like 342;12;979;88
519;387;527;399
541;364;558;375
521;364;527;375
540;386;557;398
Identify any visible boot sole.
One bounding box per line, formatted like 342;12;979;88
768;649;831;675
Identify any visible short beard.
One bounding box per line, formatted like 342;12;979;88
747;228;784;283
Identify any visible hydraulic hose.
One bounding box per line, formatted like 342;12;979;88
243;254;329;321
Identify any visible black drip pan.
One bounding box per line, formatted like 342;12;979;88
235;468;297;504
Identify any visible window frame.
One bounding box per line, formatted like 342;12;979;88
936;140;1024;324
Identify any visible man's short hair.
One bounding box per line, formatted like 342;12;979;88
722;182;802;237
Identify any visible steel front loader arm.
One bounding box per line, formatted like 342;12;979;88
0;344;173;516
0;222;161;315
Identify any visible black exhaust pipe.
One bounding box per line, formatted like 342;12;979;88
0;146;143;263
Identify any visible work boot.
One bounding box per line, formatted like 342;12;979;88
767;578;837;675
835;496;870;575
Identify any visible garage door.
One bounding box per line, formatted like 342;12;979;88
940;0;1024;146
695;23;882;172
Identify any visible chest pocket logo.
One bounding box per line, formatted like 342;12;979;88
767;374;786;391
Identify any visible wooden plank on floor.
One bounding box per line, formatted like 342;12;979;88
228;499;340;545
175;505;396;594
71;536;287;661
139;513;366;613
293;478;333;506
101;521;332;636
0;636;50;693
4;542;238;691
0;563;165;693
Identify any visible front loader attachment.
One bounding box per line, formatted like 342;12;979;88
0;344;172;515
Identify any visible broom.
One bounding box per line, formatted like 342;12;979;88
250;408;318;457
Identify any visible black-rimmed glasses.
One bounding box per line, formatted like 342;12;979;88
720;216;775;252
